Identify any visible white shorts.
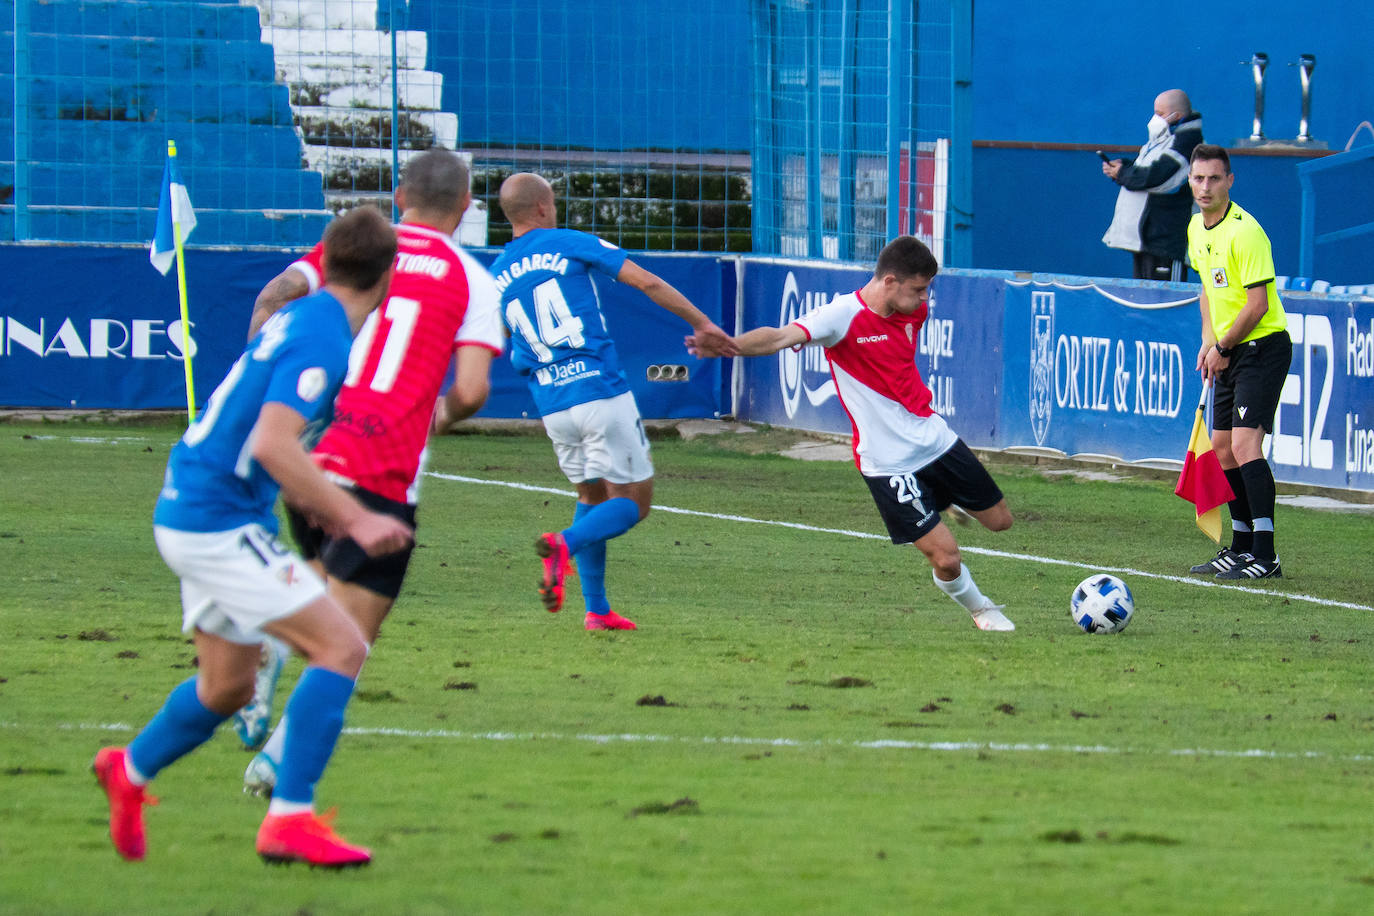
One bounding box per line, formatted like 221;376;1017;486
542;391;654;485
153;523;327;645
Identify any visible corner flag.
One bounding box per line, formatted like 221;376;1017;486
1174;382;1234;543
150;140;199;421
150;143;197;275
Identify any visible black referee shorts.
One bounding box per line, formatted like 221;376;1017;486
286;485;417;600
1213;330;1292;433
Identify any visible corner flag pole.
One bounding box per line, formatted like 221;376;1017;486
168;140;197;422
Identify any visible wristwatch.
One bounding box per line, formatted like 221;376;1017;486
1214;341;1233;358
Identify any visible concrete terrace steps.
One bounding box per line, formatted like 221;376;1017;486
4;79;295;126
295;106;456;149
2;0;334;247
18;1;264;42
3;120;309;170
246;0;458;207
4;161;324;210
0;204;331;246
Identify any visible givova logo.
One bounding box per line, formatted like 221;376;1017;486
778;272;836;419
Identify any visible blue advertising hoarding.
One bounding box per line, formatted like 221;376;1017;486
735;259;1008;448
1001;278;1202;462
0;245;727;422
3;244;1369;492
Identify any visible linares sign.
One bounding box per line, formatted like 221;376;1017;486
1;316;196;361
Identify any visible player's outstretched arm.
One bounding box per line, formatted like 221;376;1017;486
248;267;312;339
731;324;809;357
251;403;413;555
616;260;738;357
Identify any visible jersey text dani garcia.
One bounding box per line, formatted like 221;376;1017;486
490;227;631;415
794;291;957;476
154;292;353;533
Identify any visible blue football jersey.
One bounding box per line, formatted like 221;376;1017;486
153;291;354;534
490;227;631;415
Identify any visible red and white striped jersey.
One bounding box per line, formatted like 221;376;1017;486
793;291;956;476
303;223;504;503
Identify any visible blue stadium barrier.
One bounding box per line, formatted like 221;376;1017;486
3;246;1370;493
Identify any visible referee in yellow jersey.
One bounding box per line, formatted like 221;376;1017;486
1185;144;1292;579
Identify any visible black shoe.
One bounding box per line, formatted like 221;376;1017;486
1190;547;1242;575
1215;553;1283;580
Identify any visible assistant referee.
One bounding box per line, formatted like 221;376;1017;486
1185;143;1292;580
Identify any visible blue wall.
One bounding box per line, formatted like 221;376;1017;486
973;147;1310;280
974;1;1374;148
970;0;1374;283
405;0;753;150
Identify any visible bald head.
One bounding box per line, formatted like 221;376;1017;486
1155;89;1192;121
499;172;556;233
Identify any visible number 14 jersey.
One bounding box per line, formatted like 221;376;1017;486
489;227;631;417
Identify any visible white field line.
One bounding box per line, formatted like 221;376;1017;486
13;720;1374;764
426;472;1374;612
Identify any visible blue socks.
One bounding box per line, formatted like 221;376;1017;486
127;677;228;781
561;497;640;556
571;502;611;615
564;497;640;616
273;667;357;805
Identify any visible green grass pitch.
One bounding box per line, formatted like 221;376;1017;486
1;418;1372;914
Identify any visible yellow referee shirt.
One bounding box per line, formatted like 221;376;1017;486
1187;201;1288;342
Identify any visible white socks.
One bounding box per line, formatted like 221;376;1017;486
259;713;288;766
933;563;989;612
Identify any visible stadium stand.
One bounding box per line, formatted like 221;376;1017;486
2;0;332;245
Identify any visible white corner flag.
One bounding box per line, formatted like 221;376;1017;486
149;142;197;275
151;140;200;422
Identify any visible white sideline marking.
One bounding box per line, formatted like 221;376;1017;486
18;720;1374;764
426;471;1374;612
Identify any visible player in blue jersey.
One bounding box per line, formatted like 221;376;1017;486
491;172;735;630
92;207;413;869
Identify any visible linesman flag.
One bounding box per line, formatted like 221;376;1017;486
1174;381;1234;543
149;142;197;275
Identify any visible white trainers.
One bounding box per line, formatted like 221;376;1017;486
233;638;287;750
970;602;1015;632
243;752;278;798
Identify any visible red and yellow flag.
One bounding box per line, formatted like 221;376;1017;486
1174;398;1235;543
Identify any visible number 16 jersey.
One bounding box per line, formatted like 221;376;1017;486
490;227;631;417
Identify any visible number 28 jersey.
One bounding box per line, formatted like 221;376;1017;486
489;227;630;416
794;291;957;477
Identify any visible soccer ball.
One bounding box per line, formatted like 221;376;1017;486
1070;573;1134;634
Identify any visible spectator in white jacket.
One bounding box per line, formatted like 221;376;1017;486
1101;89;1204;281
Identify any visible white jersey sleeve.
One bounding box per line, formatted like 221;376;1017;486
454;248;506;353
794;293;861;348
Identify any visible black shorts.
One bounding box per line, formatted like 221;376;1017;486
286;486;417;600
862;439;1005;545
1213;330;1292;433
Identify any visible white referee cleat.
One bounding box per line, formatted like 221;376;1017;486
970;602;1015;632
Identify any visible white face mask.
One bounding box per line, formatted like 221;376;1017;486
1147;114;1171;138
